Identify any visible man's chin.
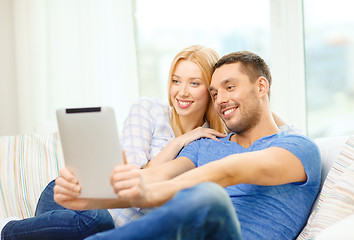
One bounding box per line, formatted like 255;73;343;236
225;121;249;134
224;121;239;133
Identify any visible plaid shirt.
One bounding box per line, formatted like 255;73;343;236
109;97;174;227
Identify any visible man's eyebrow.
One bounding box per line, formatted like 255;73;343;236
220;79;232;85
209;79;234;92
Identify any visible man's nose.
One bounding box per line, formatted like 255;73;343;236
215;90;228;106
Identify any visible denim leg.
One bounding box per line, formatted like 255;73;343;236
1;179;115;240
35;179;67;216
85;182;242;240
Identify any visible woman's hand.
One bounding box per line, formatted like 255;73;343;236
177;127;226;147
146;128;226;168
53;168;89;210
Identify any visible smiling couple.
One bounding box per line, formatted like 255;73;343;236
2;46;321;240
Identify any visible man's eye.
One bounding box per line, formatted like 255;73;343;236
227;85;234;90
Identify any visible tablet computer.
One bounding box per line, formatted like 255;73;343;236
56;107;123;199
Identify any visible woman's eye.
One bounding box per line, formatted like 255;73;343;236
172;79;180;84
191;81;200;86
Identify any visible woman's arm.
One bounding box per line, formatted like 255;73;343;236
145;127;226;168
120;98;155;167
272;112;304;134
272;112;286;127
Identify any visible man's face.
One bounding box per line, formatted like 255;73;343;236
209;62;261;134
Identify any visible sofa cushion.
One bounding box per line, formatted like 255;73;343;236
311;136;350;211
315;214;354;239
297;135;354;239
0;133;64;218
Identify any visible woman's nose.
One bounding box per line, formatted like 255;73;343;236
178;83;189;96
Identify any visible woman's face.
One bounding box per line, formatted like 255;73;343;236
170;60;210;119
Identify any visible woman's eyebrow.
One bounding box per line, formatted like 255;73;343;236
172;75;202;81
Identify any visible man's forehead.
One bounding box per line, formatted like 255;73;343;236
210;63;247;88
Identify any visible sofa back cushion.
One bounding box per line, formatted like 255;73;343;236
311;136;350;212
297;135;354;239
0;133;64;218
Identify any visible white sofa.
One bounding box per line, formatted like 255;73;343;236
0;133;353;239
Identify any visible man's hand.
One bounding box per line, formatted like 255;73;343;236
111;164;151;208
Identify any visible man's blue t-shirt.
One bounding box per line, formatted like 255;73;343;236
178;131;321;240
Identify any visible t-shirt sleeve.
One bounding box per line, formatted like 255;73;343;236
269;134;321;186
177;139;201;167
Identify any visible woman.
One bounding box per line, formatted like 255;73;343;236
108;45;227;226
121;45;225;169
1;45;227;240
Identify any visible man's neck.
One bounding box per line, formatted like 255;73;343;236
230;111;280;149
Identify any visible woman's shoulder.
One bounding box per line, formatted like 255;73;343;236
132;97;170;112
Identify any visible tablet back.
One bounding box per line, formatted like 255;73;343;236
56;107;123;199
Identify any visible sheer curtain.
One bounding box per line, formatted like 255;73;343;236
11;0;139;134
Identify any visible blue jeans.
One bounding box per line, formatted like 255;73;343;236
1;180;115;240
85;182;242;240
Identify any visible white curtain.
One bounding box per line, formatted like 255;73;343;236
11;0;139;134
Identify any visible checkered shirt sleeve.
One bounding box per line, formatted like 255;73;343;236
110;97;174;226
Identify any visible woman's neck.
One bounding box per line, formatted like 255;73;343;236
179;115;205;133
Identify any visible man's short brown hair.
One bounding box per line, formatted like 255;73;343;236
214;51;272;97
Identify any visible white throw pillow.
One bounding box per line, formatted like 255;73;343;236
297;136;354;239
0;133;64;218
315;214;354;240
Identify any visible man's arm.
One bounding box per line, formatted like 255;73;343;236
120;146;306;208
172;147;306;187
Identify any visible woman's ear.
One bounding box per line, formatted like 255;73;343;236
257;77;269;98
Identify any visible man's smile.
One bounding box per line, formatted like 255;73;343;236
221;107;238;118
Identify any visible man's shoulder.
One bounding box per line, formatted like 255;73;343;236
254;131;320;159
195;134;231;145
268;131;321;164
184;135;231;150
274;131;317;146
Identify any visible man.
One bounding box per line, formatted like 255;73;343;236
55;51;321;240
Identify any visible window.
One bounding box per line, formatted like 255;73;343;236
134;0;271;101
134;0;354;138
304;0;354;137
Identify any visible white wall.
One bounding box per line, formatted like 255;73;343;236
0;0;19;135
0;0;139;135
270;0;307;132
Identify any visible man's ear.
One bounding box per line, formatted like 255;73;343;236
257;77;269;97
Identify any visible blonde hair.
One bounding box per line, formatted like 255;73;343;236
168;45;225;136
